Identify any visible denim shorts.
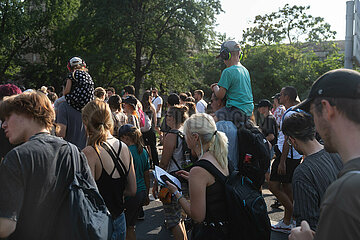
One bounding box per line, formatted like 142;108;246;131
112;213;126;240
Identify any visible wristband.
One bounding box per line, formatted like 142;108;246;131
173;190;180;197
176;194;183;202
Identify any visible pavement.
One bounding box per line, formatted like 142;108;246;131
135;145;290;239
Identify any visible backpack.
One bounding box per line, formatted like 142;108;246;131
194;160;271;240
137;107;146;128
168;129;195;171
54;143;113;239
237;119;271;189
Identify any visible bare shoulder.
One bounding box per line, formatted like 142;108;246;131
189;166;212;180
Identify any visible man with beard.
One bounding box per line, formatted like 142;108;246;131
289;69;360;240
282;112;342;231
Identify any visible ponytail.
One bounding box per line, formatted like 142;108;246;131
184;113;228;169
82;99;114;153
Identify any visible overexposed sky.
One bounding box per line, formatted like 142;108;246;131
215;0;351;41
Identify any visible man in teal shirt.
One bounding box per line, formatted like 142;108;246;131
211;41;254;125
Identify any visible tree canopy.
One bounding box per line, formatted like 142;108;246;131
242;4;337;46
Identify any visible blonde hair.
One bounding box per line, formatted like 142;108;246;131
82;99;114;153
183;113;228;169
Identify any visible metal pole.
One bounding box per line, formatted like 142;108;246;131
345;1;355;69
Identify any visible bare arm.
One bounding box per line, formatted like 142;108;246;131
124;146;137;197
266;133;275;142
63;79;72;95
57;123;67;138
82;146;97;179
144;170;150;205
167;166;208;222
159;133;176;170
211;84;227;100
278;137;290;175
150;103;157;126
0;218;16;238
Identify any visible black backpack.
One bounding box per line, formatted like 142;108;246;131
237;120;271;189
168;129;195;171
54;143;113;239
194;160;271;240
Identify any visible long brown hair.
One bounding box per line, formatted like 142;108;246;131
122;126;144;155
82;99;113;153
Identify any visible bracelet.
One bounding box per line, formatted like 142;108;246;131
176;194;184;202
174;190;180;196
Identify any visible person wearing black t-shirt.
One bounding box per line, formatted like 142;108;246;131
258;99;278;152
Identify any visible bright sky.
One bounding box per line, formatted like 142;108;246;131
215;0;351;41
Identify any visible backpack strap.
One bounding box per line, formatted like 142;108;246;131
167;129;183;171
193;159;226;184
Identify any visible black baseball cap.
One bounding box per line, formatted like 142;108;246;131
118;124;136;137
122;95;137;109
294;69;360;112
257;99;272;108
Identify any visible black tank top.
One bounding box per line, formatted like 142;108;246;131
204;180;228;222
93;141;129;218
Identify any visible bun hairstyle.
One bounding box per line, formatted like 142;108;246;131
168;105;189;126
183;113;228;169
82;99;114;153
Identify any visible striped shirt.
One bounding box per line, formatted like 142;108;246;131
292;149;343;231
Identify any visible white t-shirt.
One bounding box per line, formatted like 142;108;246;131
277;107;303;159
152;96;163;118
196;99;208;113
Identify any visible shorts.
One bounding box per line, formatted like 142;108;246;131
163;194;184;229
124;190;146;227
270;146;301;183
112;213;126;240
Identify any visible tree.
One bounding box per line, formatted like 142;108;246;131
69;0;222;96
242;43;344;101
242;4;336;46
0;0;80;84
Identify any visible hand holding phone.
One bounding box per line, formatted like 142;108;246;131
160;175;181;191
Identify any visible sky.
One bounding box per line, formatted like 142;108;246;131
215;0;352;42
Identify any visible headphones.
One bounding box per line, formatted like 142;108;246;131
219;47;243;61
67;57;86;72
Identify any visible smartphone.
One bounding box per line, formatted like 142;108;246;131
160;175;181;191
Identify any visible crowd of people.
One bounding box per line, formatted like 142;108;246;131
0;40;360;240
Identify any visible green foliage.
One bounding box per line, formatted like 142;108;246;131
242;4;337;46
242;43;344;101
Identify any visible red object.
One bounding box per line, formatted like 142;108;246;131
244;154;252;163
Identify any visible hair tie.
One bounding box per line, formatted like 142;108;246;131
213;130;217;137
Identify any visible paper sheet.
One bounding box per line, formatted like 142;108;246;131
154;166;182;190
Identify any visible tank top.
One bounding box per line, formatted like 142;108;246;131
204;180;228;222
93;141;129;218
166;130;184;173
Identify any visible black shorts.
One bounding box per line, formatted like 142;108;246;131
270;147;301;183
124;190;146;227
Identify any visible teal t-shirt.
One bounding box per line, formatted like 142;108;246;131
128;145;150;193
218;64;254;116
